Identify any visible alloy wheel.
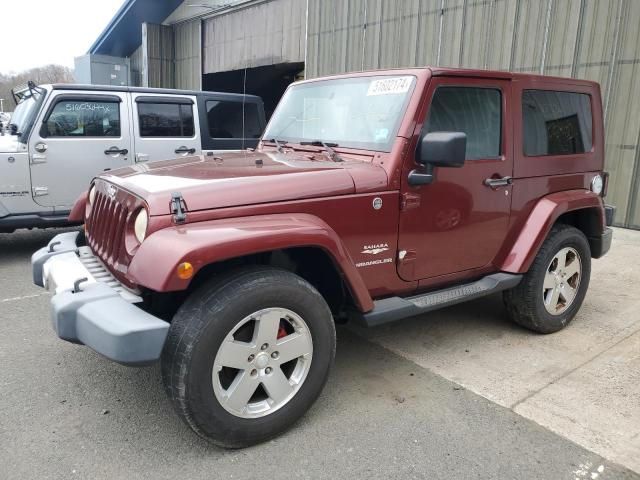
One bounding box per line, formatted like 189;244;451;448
542;247;582;315
212;308;313;418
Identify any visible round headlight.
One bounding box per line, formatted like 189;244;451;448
591;174;603;196
134;209;148;243
88;186;96;206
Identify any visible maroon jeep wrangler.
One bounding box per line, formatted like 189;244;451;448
32;67;614;447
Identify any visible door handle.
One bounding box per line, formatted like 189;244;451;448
104;147;128;155
484;176;513;188
175;146;196;155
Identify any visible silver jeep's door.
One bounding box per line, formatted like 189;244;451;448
130;93;200;163
28;91;132;208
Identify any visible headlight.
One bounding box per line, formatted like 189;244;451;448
134;209;148;243
591;174;603;196
88;186;96;206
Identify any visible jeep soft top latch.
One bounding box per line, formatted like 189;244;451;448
171;192;187;224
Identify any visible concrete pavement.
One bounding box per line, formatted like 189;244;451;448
357;227;640;473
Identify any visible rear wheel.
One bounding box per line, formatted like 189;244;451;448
503;224;591;333
161;267;335;448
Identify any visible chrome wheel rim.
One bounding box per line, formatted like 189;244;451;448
212;308;313;418
542;247;582;315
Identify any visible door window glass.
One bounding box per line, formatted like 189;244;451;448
205;100;261;139
426;87;502;160
522;90;593;156
138;103;195;137
45;100;120;137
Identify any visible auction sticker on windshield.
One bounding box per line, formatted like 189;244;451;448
367;77;413;96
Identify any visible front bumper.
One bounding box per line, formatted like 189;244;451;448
31;233;169;365
590;227;613;259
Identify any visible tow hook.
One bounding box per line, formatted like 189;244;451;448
73;277;89;293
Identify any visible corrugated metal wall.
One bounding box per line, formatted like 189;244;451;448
129;45;144;87
202;0;306;74
306;0;640;228
174;20;202;90
142;23;175;88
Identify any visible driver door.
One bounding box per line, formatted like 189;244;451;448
29;91;132;208
397;77;514;281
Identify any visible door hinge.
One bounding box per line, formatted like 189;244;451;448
401;192;421;211
31;154;47;164
33;186;49;197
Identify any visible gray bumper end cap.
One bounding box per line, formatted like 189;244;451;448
51;283;169;366
31;231;80;287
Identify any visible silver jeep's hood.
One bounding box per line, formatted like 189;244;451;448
0;135;22;154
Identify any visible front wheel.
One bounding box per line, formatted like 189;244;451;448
503;224;591;334
161;267;336;448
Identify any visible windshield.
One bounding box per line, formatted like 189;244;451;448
10;90;44;139
264;75;416;152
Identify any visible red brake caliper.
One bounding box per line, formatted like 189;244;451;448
277;322;288;339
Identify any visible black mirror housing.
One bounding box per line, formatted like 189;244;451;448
417;131;467;168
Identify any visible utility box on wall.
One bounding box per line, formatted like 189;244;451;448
74;54;131;86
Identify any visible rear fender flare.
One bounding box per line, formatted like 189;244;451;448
500;190;604;273
128;213;374;312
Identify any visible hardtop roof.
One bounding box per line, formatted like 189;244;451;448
296;66;599;88
48;84;262;101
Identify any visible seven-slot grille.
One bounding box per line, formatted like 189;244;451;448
86;185;130;267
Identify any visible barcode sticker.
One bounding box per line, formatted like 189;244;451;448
367;77;413;96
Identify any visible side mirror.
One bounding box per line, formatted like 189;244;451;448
409;131;467;186
417;131;467;168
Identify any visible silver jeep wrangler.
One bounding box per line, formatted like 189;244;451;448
0;82;265;233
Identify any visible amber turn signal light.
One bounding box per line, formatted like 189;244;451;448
177;262;194;280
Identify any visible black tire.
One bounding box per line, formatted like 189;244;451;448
503;224;591;334
161;266;336;448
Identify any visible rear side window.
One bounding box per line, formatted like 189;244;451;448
205;100;261;139
45;100;120;137
426;87;502;160
522;90;593;156
138;103;195;137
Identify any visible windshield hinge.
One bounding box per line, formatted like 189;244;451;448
401;192;421;211
171;192;187;224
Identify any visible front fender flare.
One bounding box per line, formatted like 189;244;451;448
68;191;87;223
500;189;604;273
128;213;374;312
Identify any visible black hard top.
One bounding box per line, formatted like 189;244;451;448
49;84;261;101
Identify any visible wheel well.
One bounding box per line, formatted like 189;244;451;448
556;207;602;250
185;247;353;317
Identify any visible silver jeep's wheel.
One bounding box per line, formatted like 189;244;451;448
212;307;313;418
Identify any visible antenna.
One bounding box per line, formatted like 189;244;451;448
242;67;247;151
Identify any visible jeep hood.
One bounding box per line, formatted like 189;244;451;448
0;135;21;153
101;151;387;215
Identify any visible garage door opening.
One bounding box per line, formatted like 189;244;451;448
202;62;305;120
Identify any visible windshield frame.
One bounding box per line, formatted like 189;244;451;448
263;75;417;153
10;87;47;144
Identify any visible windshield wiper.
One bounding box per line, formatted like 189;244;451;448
264;138;287;153
300;140;343;162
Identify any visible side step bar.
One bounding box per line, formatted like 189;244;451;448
353;273;522;328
